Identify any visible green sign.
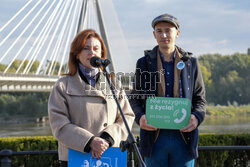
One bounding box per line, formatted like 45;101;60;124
146;97;191;129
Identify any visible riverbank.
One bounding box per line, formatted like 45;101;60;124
1;115;250;137
1;104;250;124
206;104;250;117
0;116;48;124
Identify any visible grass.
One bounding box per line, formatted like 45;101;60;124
206;104;250;118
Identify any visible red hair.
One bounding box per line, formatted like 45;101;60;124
65;29;107;76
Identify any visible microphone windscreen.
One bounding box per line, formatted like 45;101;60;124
90;56;101;67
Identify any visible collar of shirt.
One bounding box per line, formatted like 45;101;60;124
159;49;176;63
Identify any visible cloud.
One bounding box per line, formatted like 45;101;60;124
144;0;165;4
178;37;242;56
177;1;250;33
112;0;250;65
1;0;249;72
218;40;228;45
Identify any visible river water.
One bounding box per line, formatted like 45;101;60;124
0;116;249;137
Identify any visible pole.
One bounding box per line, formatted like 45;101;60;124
77;0;88;33
102;66;146;167
95;0;115;73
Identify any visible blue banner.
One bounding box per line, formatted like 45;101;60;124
68;147;127;167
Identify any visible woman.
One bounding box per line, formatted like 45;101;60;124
48;29;135;166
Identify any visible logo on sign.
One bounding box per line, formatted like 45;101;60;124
173;108;187;123
146;97;191;129
68;148;126;167
82;158;112;167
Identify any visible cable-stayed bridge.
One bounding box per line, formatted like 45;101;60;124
0;0;132;92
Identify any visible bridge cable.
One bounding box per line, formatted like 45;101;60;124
77;0;88;33
23;0;66;74
47;0;80;75
23;0;69;74
0;0;33;33
57;0;81;76
40;1;72;75
34;0;74;75
35;0;74;75
15;0;62;74
0;0;42;48
3;0;52;73
21;0;66;74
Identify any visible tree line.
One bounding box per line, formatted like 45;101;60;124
199;53;250;105
0;53;249;119
0;92;49;119
0;59;66;75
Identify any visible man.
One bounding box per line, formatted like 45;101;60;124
130;13;206;167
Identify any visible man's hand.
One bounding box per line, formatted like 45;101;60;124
139;115;157;131
180;114;198;132
90;137;109;159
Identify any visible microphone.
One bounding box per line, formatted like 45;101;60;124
90;56;111;68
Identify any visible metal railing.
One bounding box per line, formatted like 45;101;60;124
199;146;250;151
0;149;58;167
1;146;250;167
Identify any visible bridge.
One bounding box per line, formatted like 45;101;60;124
0;0;131;92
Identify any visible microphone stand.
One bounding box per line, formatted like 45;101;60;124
102;66;146;167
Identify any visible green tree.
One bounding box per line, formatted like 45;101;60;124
2;59;40;73
0;63;6;71
200;64;213;103
0;93;49;118
45;61;67;75
199;53;250;105
29;60;40;73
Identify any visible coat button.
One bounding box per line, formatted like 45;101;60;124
188;75;190;79
102;100;107;104
103;123;107;127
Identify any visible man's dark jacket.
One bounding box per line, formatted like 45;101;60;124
129;45;206;159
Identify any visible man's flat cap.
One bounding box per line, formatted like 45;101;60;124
152;13;180;29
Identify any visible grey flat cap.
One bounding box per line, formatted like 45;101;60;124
152;13;180;29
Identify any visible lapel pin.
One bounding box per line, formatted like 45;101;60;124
177;61;185;70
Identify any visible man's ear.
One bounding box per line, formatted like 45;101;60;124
176;29;180;38
153;31;156;39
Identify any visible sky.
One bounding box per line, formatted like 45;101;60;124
0;0;250;73
111;0;250;57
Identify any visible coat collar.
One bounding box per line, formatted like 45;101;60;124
144;45;193;99
144;45;192;60
66;70;111;98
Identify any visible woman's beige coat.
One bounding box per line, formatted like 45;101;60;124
48;71;135;161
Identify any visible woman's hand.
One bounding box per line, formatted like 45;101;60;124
90;137;109;159
139;115;157;131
